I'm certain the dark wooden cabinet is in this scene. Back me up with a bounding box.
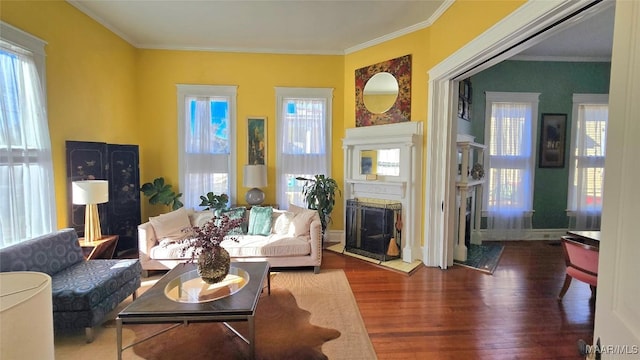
[66,141,141,256]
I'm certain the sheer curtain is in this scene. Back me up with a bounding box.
[275,88,332,209]
[180,96,231,209]
[568,95,608,230]
[484,93,538,240]
[0,41,56,247]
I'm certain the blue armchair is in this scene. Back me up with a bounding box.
[0,228,141,342]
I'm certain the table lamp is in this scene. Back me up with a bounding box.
[243,164,267,205]
[72,180,109,242]
[0,272,54,360]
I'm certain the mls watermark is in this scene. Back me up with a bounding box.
[585,344,639,355]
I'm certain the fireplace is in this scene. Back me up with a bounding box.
[342,121,422,263]
[345,199,402,261]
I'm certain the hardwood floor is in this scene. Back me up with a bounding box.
[321,241,594,360]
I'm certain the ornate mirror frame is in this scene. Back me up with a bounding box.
[355,54,411,127]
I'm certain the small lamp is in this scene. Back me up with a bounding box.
[72,180,109,242]
[243,164,267,205]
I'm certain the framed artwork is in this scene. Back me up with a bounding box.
[355,54,411,127]
[247,117,266,165]
[539,113,567,168]
[360,156,373,175]
[457,78,472,121]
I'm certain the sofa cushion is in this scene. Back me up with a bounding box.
[149,241,193,260]
[221,234,311,257]
[289,204,319,237]
[150,207,191,241]
[218,207,247,235]
[248,206,273,236]
[189,210,215,227]
[51,259,141,312]
[272,210,295,235]
[0,228,84,276]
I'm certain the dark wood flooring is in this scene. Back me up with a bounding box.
[321,240,594,360]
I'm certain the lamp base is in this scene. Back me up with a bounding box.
[245,188,265,206]
[84,204,102,242]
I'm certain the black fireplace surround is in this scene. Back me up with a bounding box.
[345,199,402,261]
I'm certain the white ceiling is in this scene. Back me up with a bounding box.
[67,0,450,55]
[67,0,614,59]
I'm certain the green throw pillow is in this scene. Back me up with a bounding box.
[218,207,247,235]
[248,206,273,236]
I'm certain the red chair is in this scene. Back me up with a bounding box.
[558,236,599,300]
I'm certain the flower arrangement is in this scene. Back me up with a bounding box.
[181,215,243,262]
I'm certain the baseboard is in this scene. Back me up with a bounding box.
[326,230,343,245]
[475,228,568,241]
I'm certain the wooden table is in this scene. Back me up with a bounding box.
[79,235,119,259]
[566,230,601,247]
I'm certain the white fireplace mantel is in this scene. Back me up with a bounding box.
[342,121,423,263]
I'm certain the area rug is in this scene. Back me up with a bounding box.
[326,243,423,275]
[453,243,505,274]
[54,269,377,360]
[130,288,339,359]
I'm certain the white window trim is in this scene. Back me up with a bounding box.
[0,21,47,98]
[483,91,540,211]
[567,93,609,212]
[176,84,238,205]
[274,87,333,205]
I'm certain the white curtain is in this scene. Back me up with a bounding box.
[0,42,56,247]
[181,96,231,210]
[484,100,535,240]
[568,99,608,230]
[276,94,330,209]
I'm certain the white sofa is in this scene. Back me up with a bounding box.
[138,205,322,275]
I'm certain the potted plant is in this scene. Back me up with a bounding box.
[296,174,341,239]
[140,177,183,210]
[181,215,243,284]
[199,192,229,214]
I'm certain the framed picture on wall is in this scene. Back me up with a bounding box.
[539,113,567,168]
[247,117,266,165]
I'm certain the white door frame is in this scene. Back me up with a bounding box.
[423,0,613,268]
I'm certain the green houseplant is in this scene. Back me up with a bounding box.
[296,174,341,237]
[140,177,183,211]
[199,192,229,213]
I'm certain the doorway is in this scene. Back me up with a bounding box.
[423,0,614,269]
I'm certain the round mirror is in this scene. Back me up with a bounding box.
[363,72,399,114]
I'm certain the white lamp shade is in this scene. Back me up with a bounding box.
[72,180,109,205]
[0,272,54,360]
[243,164,267,188]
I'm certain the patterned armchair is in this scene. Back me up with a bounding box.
[0,228,141,342]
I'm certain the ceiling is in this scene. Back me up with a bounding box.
[68,0,614,58]
[67,0,449,55]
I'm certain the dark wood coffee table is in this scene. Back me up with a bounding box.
[116,261,270,359]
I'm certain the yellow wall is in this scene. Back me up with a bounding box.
[1,0,138,228]
[135,50,344,223]
[2,0,525,239]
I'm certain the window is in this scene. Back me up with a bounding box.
[567,94,608,230]
[177,85,237,210]
[275,87,333,209]
[483,92,539,239]
[0,22,56,247]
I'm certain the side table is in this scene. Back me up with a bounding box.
[79,235,119,259]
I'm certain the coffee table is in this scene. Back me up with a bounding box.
[116,261,270,359]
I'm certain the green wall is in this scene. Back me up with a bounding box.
[470,60,611,229]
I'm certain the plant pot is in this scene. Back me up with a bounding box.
[197,247,231,284]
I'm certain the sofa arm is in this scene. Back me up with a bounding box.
[138,222,158,263]
[308,215,323,272]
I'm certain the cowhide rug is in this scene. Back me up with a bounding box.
[127,288,340,360]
